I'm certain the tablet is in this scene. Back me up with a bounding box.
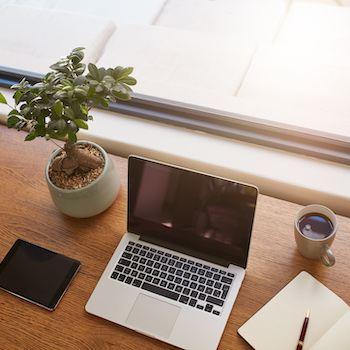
[0,239,81,310]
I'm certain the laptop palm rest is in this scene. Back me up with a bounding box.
[126,294,181,339]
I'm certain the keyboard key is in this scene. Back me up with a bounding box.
[122,252,132,259]
[205,304,213,313]
[118,258,131,267]
[206,279,214,287]
[205,287,213,295]
[118,274,126,282]
[206,295,224,307]
[199,293,206,301]
[222,289,229,300]
[213,289,221,297]
[115,265,124,272]
[190,290,198,298]
[175,262,183,269]
[183,288,190,295]
[189,298,197,307]
[175,285,183,293]
[221,276,233,285]
[132,279,142,287]
[141,282,179,301]
[179,295,189,304]
[198,285,205,292]
[183,264,190,271]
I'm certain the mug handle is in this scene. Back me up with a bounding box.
[319,244,335,267]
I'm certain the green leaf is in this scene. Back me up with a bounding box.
[75,118,88,129]
[8,109,20,116]
[88,63,99,81]
[14,91,23,105]
[73,75,85,86]
[80,105,89,115]
[112,90,131,101]
[56,119,67,134]
[64,107,75,120]
[74,86,88,96]
[101,100,109,108]
[68,131,77,143]
[112,66,124,79]
[68,120,78,133]
[121,67,134,77]
[71,51,84,65]
[7,115,20,125]
[54,100,63,117]
[98,67,106,80]
[103,75,115,84]
[73,47,85,52]
[119,76,137,86]
[25,133,37,141]
[0,92,7,104]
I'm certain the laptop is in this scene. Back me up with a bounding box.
[86,156,258,350]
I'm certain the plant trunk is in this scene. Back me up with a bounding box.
[51,140,104,176]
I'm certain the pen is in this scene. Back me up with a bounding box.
[296,310,311,350]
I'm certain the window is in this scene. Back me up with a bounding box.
[0,0,349,215]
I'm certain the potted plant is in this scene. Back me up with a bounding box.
[0,47,136,218]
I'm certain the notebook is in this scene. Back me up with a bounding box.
[238,271,350,350]
[86,156,258,350]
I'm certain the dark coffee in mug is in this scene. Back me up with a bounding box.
[298,213,334,239]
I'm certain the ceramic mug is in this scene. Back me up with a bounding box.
[294,204,337,267]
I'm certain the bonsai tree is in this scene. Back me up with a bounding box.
[0,47,136,176]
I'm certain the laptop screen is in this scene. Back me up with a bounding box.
[128,157,258,268]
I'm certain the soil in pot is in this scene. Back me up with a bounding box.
[49,142,105,190]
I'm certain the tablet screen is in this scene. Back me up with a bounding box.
[0,239,81,310]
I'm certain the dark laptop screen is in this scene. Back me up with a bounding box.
[128,157,258,268]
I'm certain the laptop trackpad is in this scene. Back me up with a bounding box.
[126,294,181,339]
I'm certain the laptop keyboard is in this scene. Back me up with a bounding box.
[110,241,235,316]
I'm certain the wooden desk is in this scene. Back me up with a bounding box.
[0,124,349,350]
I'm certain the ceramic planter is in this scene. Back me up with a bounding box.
[45,141,120,218]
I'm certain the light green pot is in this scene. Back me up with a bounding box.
[45,141,120,218]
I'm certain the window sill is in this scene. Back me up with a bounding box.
[79,108,350,218]
[1,88,349,217]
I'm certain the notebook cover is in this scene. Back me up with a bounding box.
[237,271,349,350]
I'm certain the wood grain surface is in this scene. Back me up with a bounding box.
[0,125,349,350]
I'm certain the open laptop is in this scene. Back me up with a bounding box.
[86,156,258,350]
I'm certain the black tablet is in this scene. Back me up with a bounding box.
[0,239,81,310]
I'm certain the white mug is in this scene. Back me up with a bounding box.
[294,205,337,267]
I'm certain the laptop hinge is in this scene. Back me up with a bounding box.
[139,234,232,268]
